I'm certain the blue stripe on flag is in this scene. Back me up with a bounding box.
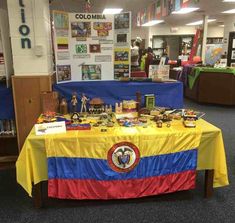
[48,149,197,180]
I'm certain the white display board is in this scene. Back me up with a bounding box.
[53,11,131,83]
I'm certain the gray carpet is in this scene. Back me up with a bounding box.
[0,99,235,223]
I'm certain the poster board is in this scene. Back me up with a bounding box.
[53,11,131,83]
[149,65,170,80]
[205,44,223,66]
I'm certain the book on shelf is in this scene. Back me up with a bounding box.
[0,119,16,136]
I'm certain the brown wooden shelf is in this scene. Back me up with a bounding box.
[0,135,17,139]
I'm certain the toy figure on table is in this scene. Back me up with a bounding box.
[71,93,78,113]
[81,93,89,113]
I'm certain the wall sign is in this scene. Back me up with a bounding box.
[19,0,31,49]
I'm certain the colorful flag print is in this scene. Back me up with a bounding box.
[46,127,201,199]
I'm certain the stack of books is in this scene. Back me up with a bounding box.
[0,119,16,136]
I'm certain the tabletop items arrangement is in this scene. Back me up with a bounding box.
[38,91,204,132]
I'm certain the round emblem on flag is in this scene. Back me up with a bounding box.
[107,142,140,173]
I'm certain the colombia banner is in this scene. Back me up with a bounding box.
[45,127,202,199]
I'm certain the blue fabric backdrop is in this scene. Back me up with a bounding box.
[53,81,183,111]
[0,84,14,119]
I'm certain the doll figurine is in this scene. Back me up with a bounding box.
[81,93,89,113]
[71,93,78,113]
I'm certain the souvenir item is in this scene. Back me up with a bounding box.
[89,98,105,114]
[71,93,78,113]
[156,120,163,128]
[122,100,137,112]
[59,98,68,115]
[41,91,59,113]
[145,94,155,110]
[115,102,123,114]
[81,93,89,113]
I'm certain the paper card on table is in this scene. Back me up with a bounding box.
[35,121,66,136]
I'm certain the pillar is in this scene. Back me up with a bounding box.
[201,15,208,64]
[7,0,53,75]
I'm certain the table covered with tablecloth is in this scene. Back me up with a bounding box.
[16,119,229,199]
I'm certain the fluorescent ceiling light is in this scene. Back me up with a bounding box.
[142,20,164,26]
[222,8,235,13]
[102,8,123,14]
[219,25,225,27]
[223,0,235,2]
[172,7,199,14]
[186,19,216,26]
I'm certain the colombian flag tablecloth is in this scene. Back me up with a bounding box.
[45,126,202,200]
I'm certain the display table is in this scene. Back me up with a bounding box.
[185,67,235,105]
[53,81,183,109]
[16,119,229,207]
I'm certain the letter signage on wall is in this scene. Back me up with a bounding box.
[19,0,31,49]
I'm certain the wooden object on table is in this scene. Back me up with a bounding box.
[12,74,55,151]
[41,91,59,113]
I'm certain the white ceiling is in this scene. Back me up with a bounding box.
[50,0,235,26]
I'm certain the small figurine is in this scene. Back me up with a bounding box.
[81,93,89,113]
[157,120,163,128]
[71,93,78,113]
[59,98,68,115]
[71,112,81,123]
[115,102,123,114]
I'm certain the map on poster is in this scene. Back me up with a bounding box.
[53,11,131,83]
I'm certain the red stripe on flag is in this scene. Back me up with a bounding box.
[48,170,196,200]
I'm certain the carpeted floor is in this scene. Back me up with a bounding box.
[0,99,235,223]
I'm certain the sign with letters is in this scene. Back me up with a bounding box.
[19,0,31,48]
[35,122,66,136]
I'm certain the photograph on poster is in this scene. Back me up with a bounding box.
[54,11,69,29]
[115,50,129,61]
[57,37,69,50]
[90,44,101,53]
[82,65,101,80]
[231,50,235,60]
[93,22,112,31]
[97,30,109,37]
[75,44,87,54]
[114,64,129,79]
[71,22,91,38]
[57,65,71,82]
[117,34,127,43]
[114,13,130,29]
